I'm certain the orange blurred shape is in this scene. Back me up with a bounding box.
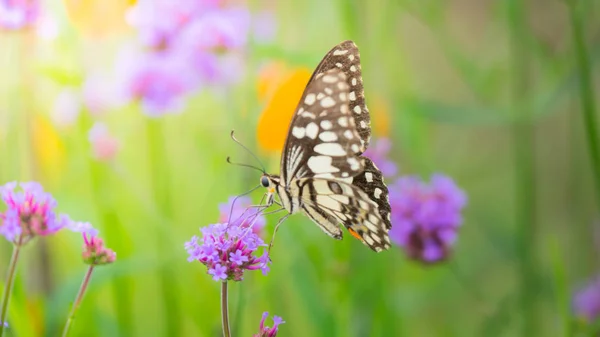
[63,0,134,38]
[370,95,391,137]
[32,115,65,182]
[256,66,312,152]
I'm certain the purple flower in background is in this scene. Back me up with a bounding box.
[573,276,600,322]
[125,52,195,116]
[185,221,270,282]
[363,138,397,177]
[388,174,467,263]
[0,0,39,30]
[88,122,120,161]
[0,181,71,244]
[218,196,265,235]
[253,312,285,337]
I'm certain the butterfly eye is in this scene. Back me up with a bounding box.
[260,176,270,188]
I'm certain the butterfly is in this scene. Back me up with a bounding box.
[260,40,392,252]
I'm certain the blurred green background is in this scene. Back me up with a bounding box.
[1,0,599,336]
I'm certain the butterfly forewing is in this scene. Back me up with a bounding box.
[309,40,371,154]
[281,68,365,185]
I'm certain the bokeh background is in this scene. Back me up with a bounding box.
[1,0,599,336]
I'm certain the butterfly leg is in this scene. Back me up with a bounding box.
[268,213,291,253]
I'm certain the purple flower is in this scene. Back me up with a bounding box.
[0,0,39,30]
[254,312,285,337]
[573,275,600,322]
[185,220,271,282]
[208,263,228,281]
[0,181,71,244]
[218,196,265,235]
[388,174,467,263]
[363,138,397,177]
[67,221,99,237]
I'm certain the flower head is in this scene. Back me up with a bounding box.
[388,174,467,263]
[253,312,285,337]
[0,181,71,244]
[185,219,270,282]
[0,0,39,30]
[82,233,116,265]
[218,196,265,235]
[363,138,397,177]
[573,275,600,322]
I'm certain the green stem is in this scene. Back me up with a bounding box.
[221,281,231,337]
[568,0,600,208]
[507,1,536,335]
[0,239,23,337]
[61,266,95,337]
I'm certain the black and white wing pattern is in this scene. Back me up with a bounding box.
[274,40,392,252]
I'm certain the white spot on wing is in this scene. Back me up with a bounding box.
[322,75,338,83]
[304,94,316,105]
[365,172,373,182]
[349,91,356,101]
[314,143,347,156]
[343,130,353,139]
[347,157,360,170]
[319,131,338,142]
[308,156,340,174]
[333,49,348,56]
[338,117,348,127]
[351,78,357,86]
[306,122,319,139]
[353,106,361,114]
[350,65,357,72]
[292,127,305,139]
[374,188,382,199]
[320,120,332,130]
[320,97,336,108]
[360,120,367,128]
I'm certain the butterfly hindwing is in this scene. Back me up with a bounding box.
[350,158,392,231]
[281,68,365,185]
[309,40,371,154]
[298,177,391,252]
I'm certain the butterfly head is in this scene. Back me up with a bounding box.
[260,174,280,205]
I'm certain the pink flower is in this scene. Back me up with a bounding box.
[82,233,116,265]
[0,0,39,31]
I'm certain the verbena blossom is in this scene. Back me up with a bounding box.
[363,138,397,177]
[0,0,39,30]
[388,174,467,263]
[185,221,270,282]
[88,122,120,161]
[253,312,285,337]
[573,276,600,322]
[82,233,116,265]
[218,196,265,235]
[0,182,70,244]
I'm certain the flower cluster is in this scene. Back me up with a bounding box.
[218,196,265,235]
[0,0,39,30]
[573,275,600,322]
[0,182,70,244]
[363,137,397,177]
[82,232,116,265]
[122,0,252,116]
[253,312,285,337]
[388,174,467,263]
[185,221,270,282]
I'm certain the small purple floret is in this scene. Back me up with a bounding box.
[573,275,600,322]
[254,312,285,337]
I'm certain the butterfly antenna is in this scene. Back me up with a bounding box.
[230,130,266,173]
[226,157,264,173]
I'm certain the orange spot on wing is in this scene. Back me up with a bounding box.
[256,67,312,152]
[348,228,364,242]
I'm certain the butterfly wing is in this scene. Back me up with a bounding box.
[309,40,371,154]
[297,178,391,252]
[280,68,365,185]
